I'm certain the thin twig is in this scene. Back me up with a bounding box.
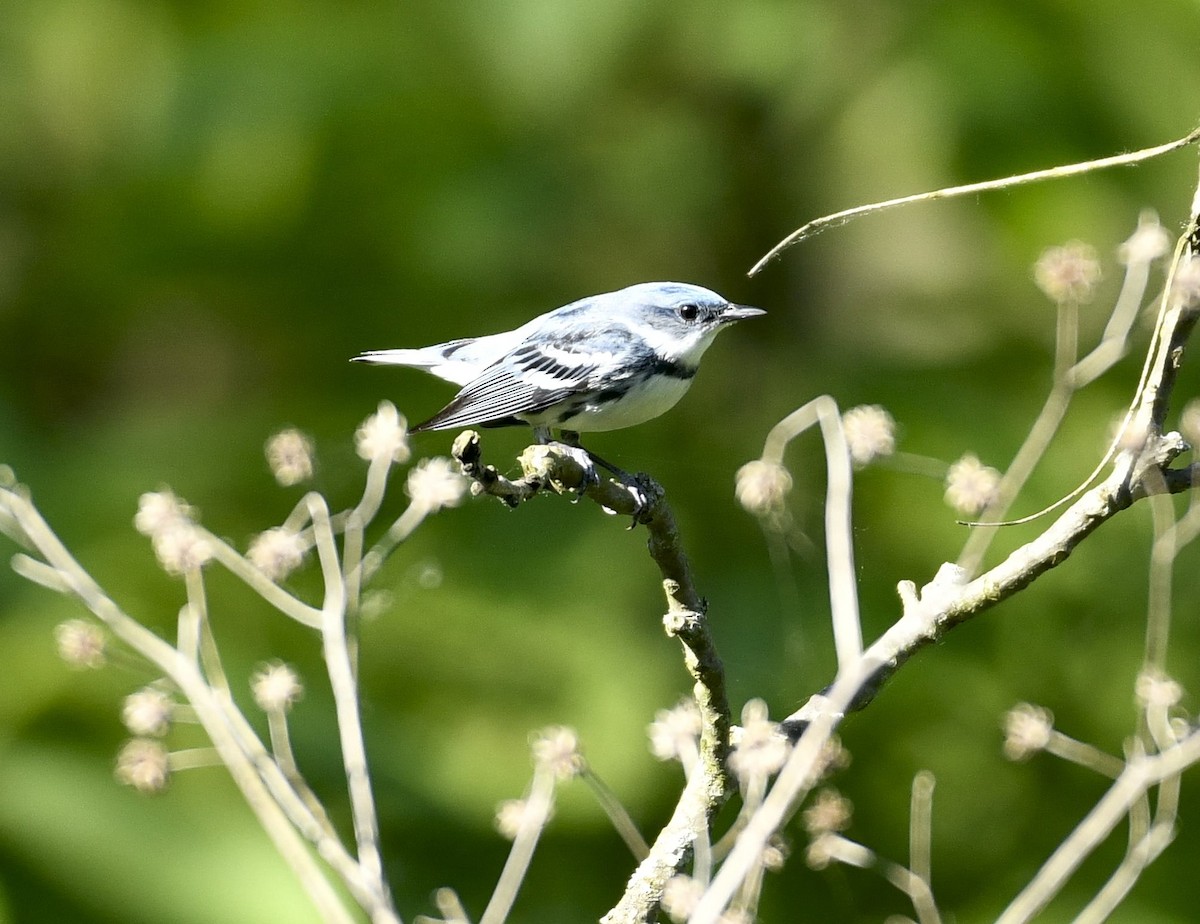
[479,766,556,924]
[957,298,1080,575]
[309,494,390,908]
[748,126,1200,275]
[760,396,863,673]
[358,502,429,586]
[1070,211,1165,387]
[167,747,224,770]
[185,568,230,696]
[203,531,323,629]
[903,772,942,924]
[909,771,934,889]
[1144,482,1178,676]
[267,706,341,843]
[10,552,71,591]
[433,888,473,924]
[1044,732,1127,779]
[342,509,366,614]
[177,599,201,665]
[996,734,1200,924]
[1073,822,1176,924]
[581,767,650,860]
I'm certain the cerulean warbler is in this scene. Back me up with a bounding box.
[352,281,764,443]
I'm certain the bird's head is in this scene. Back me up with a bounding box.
[617,282,765,365]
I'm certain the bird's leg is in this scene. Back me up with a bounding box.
[558,430,634,481]
[557,430,655,526]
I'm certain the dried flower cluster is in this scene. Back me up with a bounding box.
[1118,211,1171,266]
[842,404,896,467]
[115,738,170,793]
[134,490,212,575]
[494,798,546,840]
[54,619,106,669]
[1172,254,1200,314]
[734,460,793,518]
[251,661,305,713]
[1034,240,1102,304]
[1135,672,1184,710]
[1003,703,1054,761]
[532,726,584,780]
[122,686,174,737]
[265,428,315,487]
[944,453,1001,517]
[406,457,469,512]
[648,699,702,764]
[247,527,307,581]
[355,401,411,464]
[729,699,790,786]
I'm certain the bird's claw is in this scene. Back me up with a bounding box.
[624,472,660,527]
[572,456,601,502]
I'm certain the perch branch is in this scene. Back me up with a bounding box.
[451,432,732,924]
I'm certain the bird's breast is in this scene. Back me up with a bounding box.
[525,372,695,433]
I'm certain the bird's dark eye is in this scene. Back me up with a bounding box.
[678,303,700,322]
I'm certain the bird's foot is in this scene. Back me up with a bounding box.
[582,450,659,526]
[619,471,661,528]
[539,440,658,524]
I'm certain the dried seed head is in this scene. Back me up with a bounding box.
[729,699,790,785]
[944,453,1001,517]
[251,661,304,713]
[115,739,170,793]
[355,401,411,464]
[802,788,853,836]
[265,428,315,486]
[1003,703,1054,761]
[1034,241,1102,305]
[122,686,174,737]
[647,699,702,763]
[735,459,793,518]
[532,726,584,780]
[247,527,307,581]
[1118,211,1171,266]
[842,404,896,467]
[406,457,469,512]
[55,619,106,670]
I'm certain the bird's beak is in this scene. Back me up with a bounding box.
[719,303,767,323]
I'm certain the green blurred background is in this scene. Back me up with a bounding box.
[2,1,1200,921]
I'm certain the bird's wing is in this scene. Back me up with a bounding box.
[413,340,602,431]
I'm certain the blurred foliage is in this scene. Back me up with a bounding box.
[2,0,1200,921]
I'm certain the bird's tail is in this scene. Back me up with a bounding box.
[352,331,523,386]
[352,347,444,367]
[351,340,483,386]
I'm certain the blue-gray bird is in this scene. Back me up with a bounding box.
[352,281,764,443]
